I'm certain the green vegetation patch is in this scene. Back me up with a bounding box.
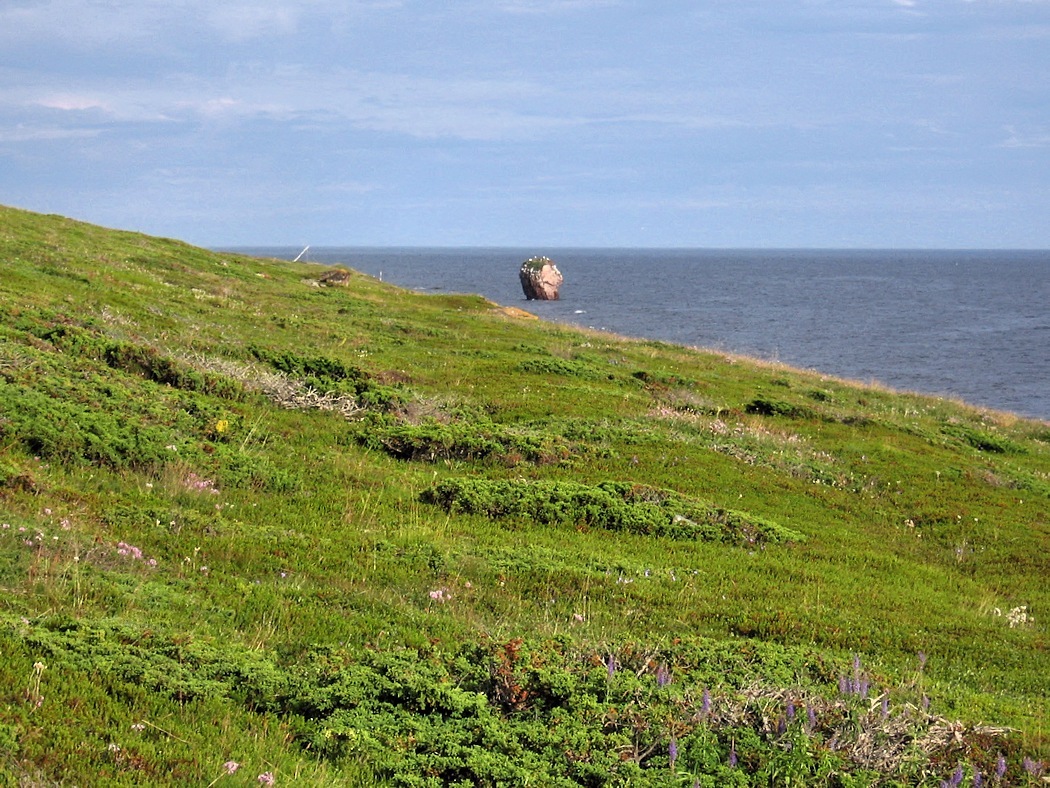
[517,356,619,382]
[35,323,246,401]
[421,478,805,545]
[0,381,178,472]
[943,423,1027,455]
[351,413,590,465]
[249,345,402,410]
[744,397,815,420]
[5,616,1030,787]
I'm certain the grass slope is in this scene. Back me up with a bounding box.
[1,205,1048,786]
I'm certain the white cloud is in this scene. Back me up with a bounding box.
[34,94,112,112]
[0,124,101,143]
[998,125,1050,148]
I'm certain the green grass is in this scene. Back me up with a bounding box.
[1,204,1048,786]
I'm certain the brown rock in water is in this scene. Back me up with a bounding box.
[519,256,563,300]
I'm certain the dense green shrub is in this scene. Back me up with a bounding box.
[421,478,805,544]
[744,397,814,420]
[101,341,245,400]
[31,323,245,399]
[7,617,1023,787]
[517,357,609,381]
[943,424,1025,454]
[250,345,402,409]
[351,414,576,465]
[0,382,176,471]
[249,346,367,386]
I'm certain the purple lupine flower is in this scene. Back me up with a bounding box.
[881,694,889,719]
[656,663,671,687]
[701,688,711,717]
[786,700,796,721]
[1023,757,1044,776]
[838,675,849,695]
[858,678,870,699]
[606,653,616,680]
[668,738,678,768]
[728,743,738,768]
[973,770,983,788]
[949,764,964,787]
[918,651,927,670]
[995,753,1007,779]
[806,704,817,733]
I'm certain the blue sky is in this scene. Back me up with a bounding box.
[2,1,1049,247]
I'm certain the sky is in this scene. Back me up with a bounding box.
[2,1,1049,248]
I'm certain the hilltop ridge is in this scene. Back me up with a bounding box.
[1,205,1048,786]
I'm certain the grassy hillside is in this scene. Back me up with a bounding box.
[1,204,1047,786]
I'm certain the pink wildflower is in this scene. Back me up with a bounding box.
[117,541,143,560]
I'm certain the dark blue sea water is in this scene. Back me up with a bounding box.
[232,248,1050,421]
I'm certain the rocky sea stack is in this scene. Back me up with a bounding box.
[518,256,563,300]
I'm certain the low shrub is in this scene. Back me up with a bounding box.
[0,382,176,472]
[7,617,1026,787]
[352,414,577,465]
[943,424,1025,455]
[249,345,402,410]
[517,357,609,381]
[420,478,805,545]
[40,325,245,400]
[744,398,814,420]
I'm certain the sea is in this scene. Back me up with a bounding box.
[231,248,1050,422]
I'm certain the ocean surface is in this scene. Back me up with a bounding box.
[232,248,1050,421]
